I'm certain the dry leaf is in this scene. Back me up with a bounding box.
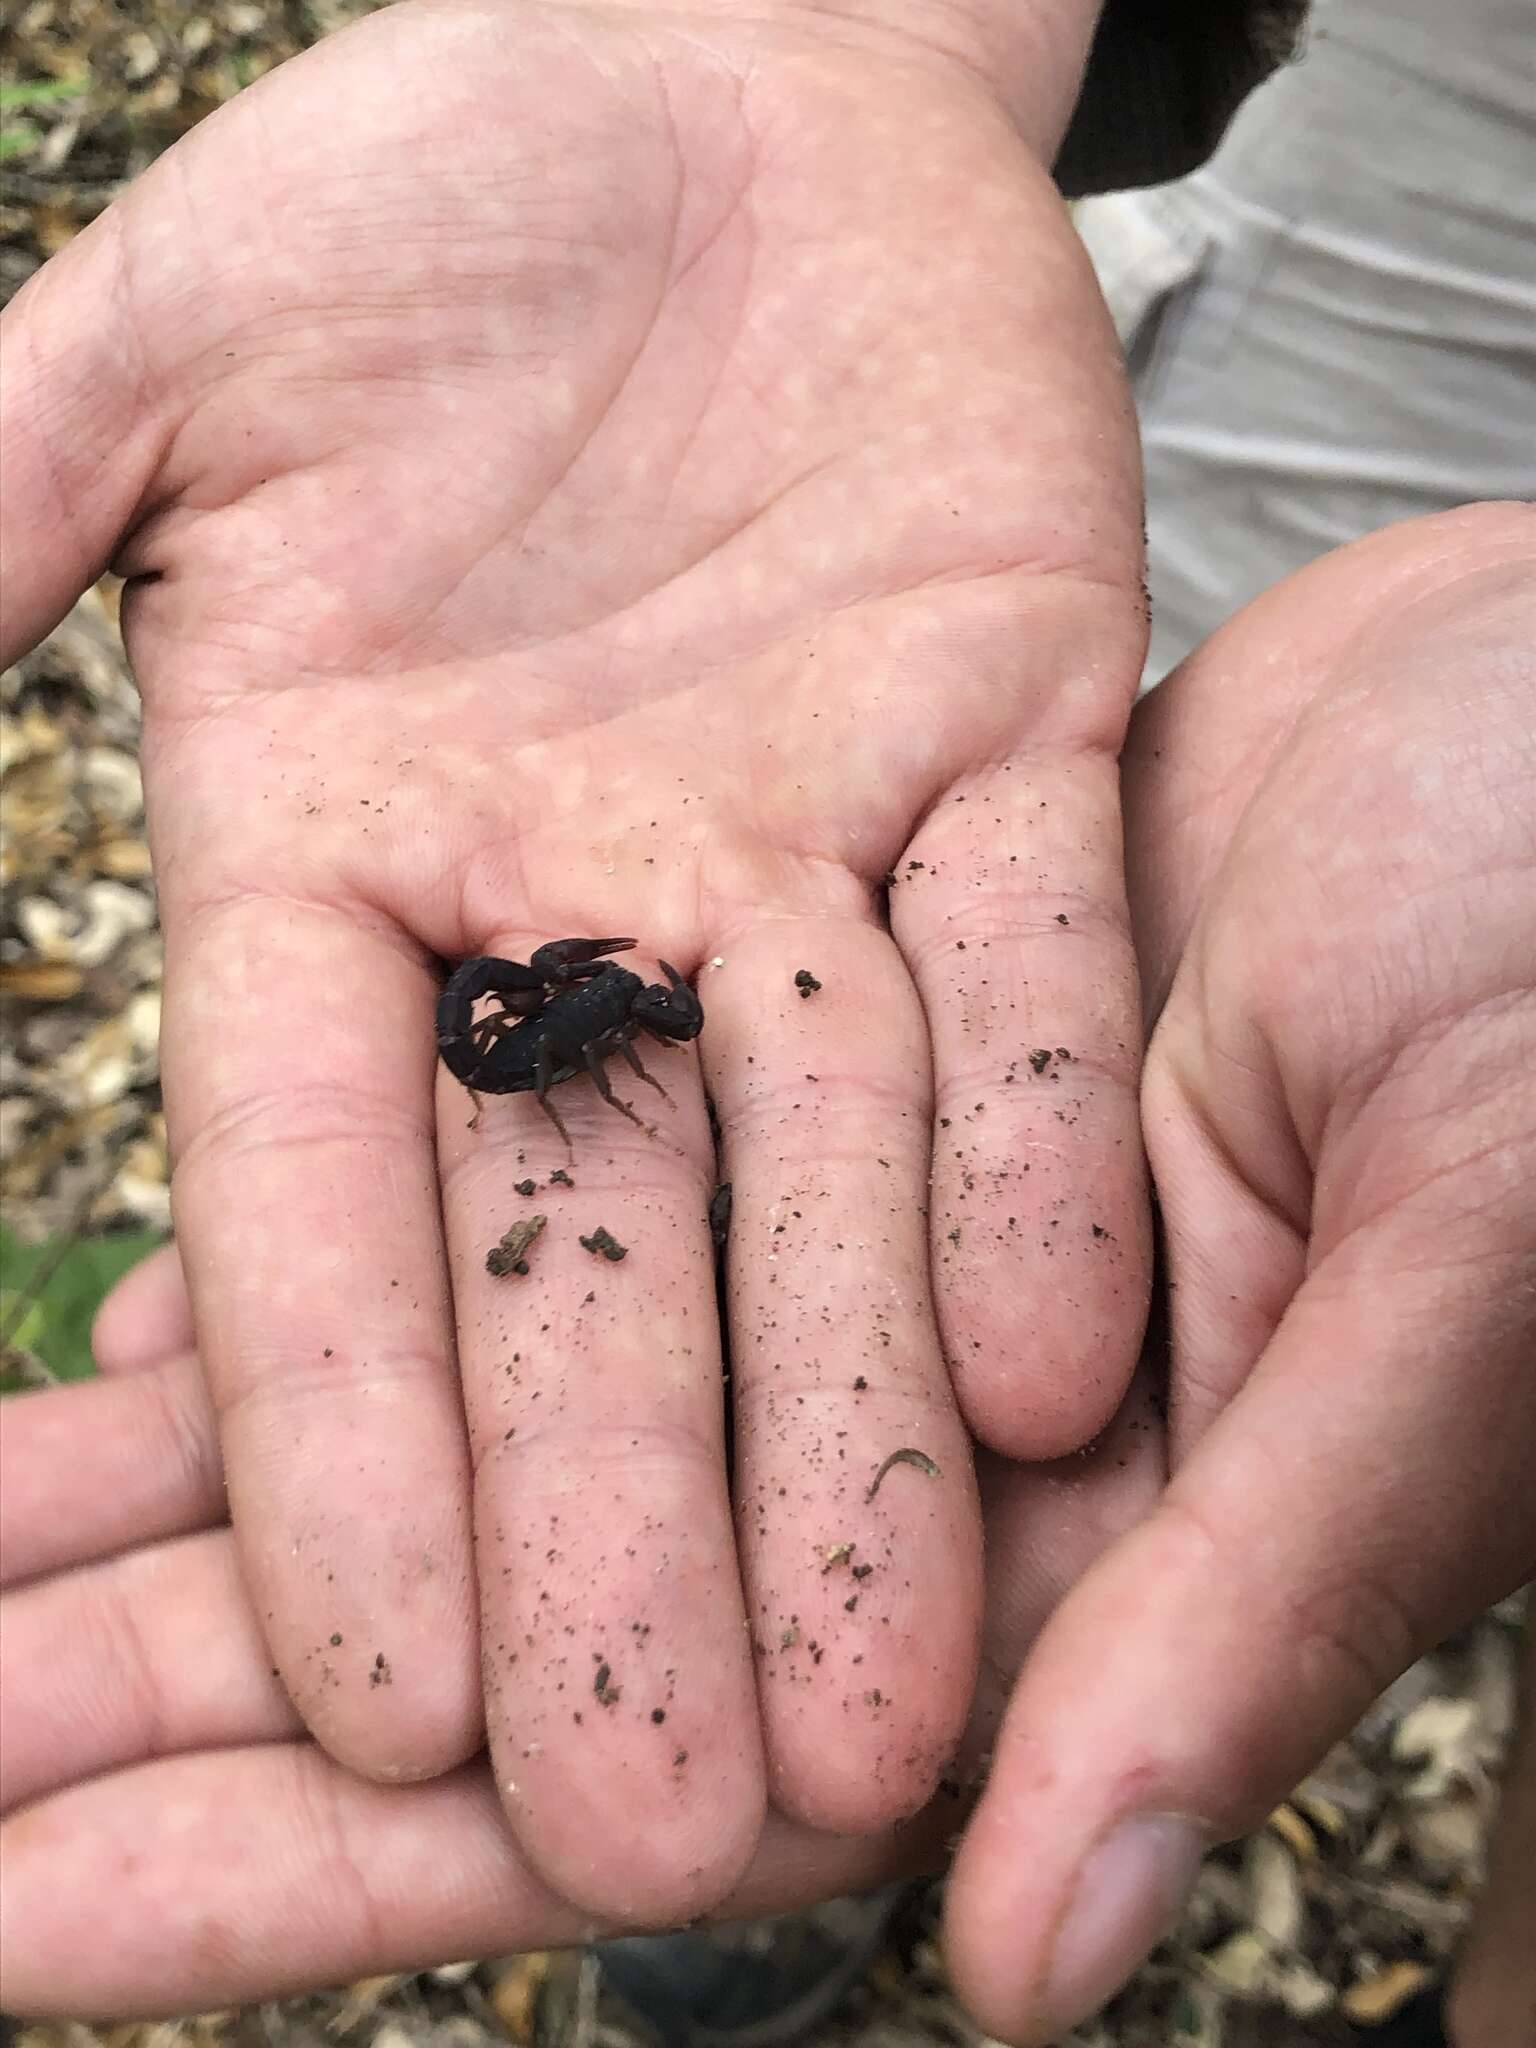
[0,960,86,1001]
[1404,1790,1486,1873]
[1265,1801,1318,1860]
[1292,1786,1349,1841]
[1393,1696,1485,1801]
[489,1953,550,2042]
[1245,1831,1304,1950]
[325,1977,406,2034]
[1340,1959,1436,2024]
[1201,1931,1271,1996]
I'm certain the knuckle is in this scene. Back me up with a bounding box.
[178,1076,432,1175]
[82,1554,169,1762]
[473,1415,718,1491]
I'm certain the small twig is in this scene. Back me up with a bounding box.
[865,1447,940,1502]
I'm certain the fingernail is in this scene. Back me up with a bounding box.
[1037,1814,1206,2034]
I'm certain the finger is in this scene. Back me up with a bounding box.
[0,1399,1159,2021]
[0,224,171,662]
[946,504,1536,2041]
[162,893,480,1779]
[0,1529,298,1814]
[947,1222,1536,2044]
[898,747,1149,1457]
[705,915,983,1836]
[0,1743,938,2021]
[436,934,763,1926]
[0,1372,1159,1818]
[0,1354,221,1588]
[91,1240,195,1375]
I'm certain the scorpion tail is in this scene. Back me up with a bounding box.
[436,955,546,1069]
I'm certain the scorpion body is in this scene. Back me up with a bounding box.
[436,937,703,1146]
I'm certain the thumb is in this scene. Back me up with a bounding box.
[0,218,171,663]
[945,1168,1536,2042]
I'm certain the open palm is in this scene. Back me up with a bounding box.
[1,0,1149,1924]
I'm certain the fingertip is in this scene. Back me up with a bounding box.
[0,1355,223,1586]
[767,1724,954,1839]
[91,1240,190,1376]
[275,1626,486,1786]
[946,1807,1208,2047]
[756,1517,983,1840]
[955,1314,1144,1462]
[501,1750,766,1929]
[940,1213,1151,1461]
[339,1715,487,1786]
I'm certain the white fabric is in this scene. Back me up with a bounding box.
[1075,0,1536,680]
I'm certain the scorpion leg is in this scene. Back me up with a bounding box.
[467,1008,524,1055]
[444,1010,530,1106]
[582,1043,657,1138]
[529,937,637,985]
[533,1037,574,1151]
[618,1033,674,1106]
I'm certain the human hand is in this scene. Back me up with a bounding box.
[13,508,1527,2023]
[948,503,1536,2040]
[0,0,1151,1927]
[0,1254,1161,2014]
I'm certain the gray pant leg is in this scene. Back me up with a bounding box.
[1076,0,1536,680]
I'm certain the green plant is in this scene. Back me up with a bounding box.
[0,77,89,112]
[0,75,87,160]
[0,1221,164,1389]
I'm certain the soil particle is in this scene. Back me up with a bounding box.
[593,1662,621,1707]
[793,968,822,998]
[579,1225,628,1262]
[486,1214,547,1276]
[514,1178,536,1197]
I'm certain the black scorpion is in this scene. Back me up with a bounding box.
[436,937,703,1147]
